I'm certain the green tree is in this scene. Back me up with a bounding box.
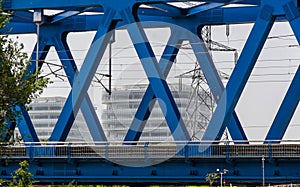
[206,172,219,187]
[11,160,34,187]
[0,161,35,187]
[0,4,49,140]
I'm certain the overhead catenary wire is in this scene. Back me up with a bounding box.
[21,29,299,91]
[19,40,300,67]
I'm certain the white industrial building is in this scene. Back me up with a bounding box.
[22,82,213,142]
[27,97,91,142]
[101,84,213,141]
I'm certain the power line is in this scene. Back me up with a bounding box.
[215,34,296,43]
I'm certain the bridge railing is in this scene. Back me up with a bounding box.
[1,140,300,160]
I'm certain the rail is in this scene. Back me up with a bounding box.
[1,141,300,160]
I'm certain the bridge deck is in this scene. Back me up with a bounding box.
[2,142,300,159]
[2,142,300,184]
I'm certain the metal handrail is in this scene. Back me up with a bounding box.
[2,140,300,159]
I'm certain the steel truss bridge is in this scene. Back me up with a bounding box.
[1,0,300,185]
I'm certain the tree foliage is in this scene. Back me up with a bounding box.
[206,172,219,186]
[0,5,49,135]
[11,160,34,187]
[0,161,34,187]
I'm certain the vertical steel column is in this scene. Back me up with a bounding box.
[121,9,190,141]
[50,10,117,141]
[201,5,275,141]
[52,34,107,141]
[124,29,183,142]
[189,34,248,142]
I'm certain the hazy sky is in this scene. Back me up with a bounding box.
[212,22,299,140]
[13,20,300,141]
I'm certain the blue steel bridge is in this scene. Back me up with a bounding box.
[0,0,300,185]
[2,141,300,184]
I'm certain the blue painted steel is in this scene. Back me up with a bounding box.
[124,29,183,141]
[201,5,275,141]
[16,106,40,142]
[265,66,300,142]
[1,2,296,144]
[0,0,300,185]
[12,10,33,21]
[2,0,260,11]
[2,108,39,142]
[16,40,51,142]
[50,11,117,141]
[186,0,241,16]
[189,35,248,141]
[5,6,272,35]
[2,143,300,184]
[5,22,36,33]
[1,121,15,142]
[3,0,102,10]
[229,112,248,141]
[4,5,270,142]
[123,10,190,141]
[150,3,183,17]
[6,21,107,141]
[51,8,96,23]
[0,39,44,142]
[10,42,49,142]
[187,2,226,16]
[51,34,107,141]
[284,0,300,42]
[51,11,83,23]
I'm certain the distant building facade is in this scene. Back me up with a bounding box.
[22,85,213,142]
[101,84,213,141]
[27,97,91,141]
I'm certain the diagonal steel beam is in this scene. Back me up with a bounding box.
[5,6,271,35]
[284,1,300,43]
[201,5,275,141]
[51,7,96,23]
[50,9,117,141]
[265,66,300,143]
[1,121,15,142]
[124,29,184,142]
[189,35,248,142]
[264,2,300,143]
[124,26,247,142]
[121,9,190,141]
[1,108,37,142]
[51,34,107,141]
[16,106,40,142]
[1,40,50,142]
[13,42,50,142]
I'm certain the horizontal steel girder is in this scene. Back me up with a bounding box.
[3,0,260,11]
[6,5,289,36]
[3,142,300,184]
